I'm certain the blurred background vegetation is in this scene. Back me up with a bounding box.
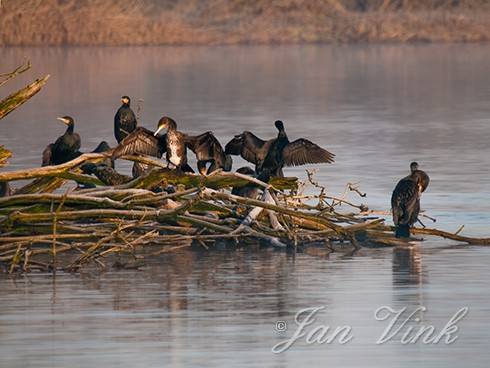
[1,0,489,45]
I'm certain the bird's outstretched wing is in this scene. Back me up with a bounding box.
[282,139,335,166]
[42,144,54,166]
[225,131,267,165]
[185,132,224,161]
[91,141,111,153]
[112,127,166,160]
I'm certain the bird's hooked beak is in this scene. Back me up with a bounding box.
[57,117,70,125]
[154,125,165,136]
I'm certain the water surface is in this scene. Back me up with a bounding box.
[1,45,490,367]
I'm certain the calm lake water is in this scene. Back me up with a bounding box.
[1,45,490,367]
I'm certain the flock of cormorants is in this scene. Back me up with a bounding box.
[38,95,429,238]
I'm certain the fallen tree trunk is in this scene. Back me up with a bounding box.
[0,75,50,120]
[1,156,489,273]
[0,146,11,167]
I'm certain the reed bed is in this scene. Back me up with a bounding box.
[1,0,490,46]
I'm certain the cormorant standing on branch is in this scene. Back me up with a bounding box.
[81,163,132,186]
[391,162,430,238]
[114,96,138,143]
[113,116,231,175]
[80,140,113,177]
[90,140,113,168]
[225,120,335,180]
[231,166,260,199]
[42,116,81,166]
[0,181,11,197]
[152,117,231,174]
[152,116,194,173]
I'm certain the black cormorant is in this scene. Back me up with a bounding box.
[81,163,133,186]
[112,121,169,177]
[0,181,11,197]
[225,120,335,178]
[231,166,260,199]
[114,96,138,143]
[80,140,114,177]
[391,162,430,238]
[89,140,113,168]
[113,116,230,175]
[42,116,82,166]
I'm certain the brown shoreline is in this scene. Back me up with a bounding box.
[1,1,490,46]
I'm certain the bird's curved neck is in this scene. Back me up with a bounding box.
[66,124,74,134]
[277,129,288,140]
[167,122,177,131]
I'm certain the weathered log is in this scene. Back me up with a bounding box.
[121,167,298,191]
[411,227,490,245]
[8,203,190,224]
[202,188,346,235]
[0,153,105,181]
[0,155,297,191]
[0,75,50,120]
[0,146,12,167]
[14,177,66,194]
[0,60,31,88]
[0,193,126,209]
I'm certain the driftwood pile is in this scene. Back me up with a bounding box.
[1,60,490,274]
[0,152,490,274]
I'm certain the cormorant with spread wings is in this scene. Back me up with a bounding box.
[112,116,231,175]
[225,120,335,178]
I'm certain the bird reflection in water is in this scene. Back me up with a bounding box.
[392,245,423,287]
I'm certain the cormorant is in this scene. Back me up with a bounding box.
[225,120,335,179]
[80,140,114,177]
[113,116,230,175]
[114,96,138,143]
[231,166,260,199]
[92,141,111,154]
[0,181,11,197]
[111,121,169,177]
[81,163,133,186]
[42,116,81,166]
[391,162,430,238]
[89,140,113,168]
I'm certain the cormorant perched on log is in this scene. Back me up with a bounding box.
[89,140,113,168]
[231,166,260,199]
[112,121,169,177]
[0,181,11,197]
[80,140,113,177]
[225,120,335,179]
[81,163,133,186]
[391,162,430,238]
[42,116,81,166]
[113,116,231,175]
[114,96,138,143]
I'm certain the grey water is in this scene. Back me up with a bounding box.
[1,45,490,367]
